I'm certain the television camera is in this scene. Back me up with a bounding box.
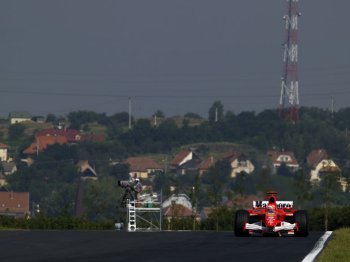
[118,180,134,188]
[118,178,142,207]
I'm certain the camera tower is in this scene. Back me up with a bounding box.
[279,0,301,122]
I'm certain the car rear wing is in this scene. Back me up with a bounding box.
[253,201,293,208]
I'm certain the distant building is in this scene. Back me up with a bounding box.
[0,173,6,186]
[311,159,341,183]
[162,194,195,220]
[307,149,329,169]
[35,128,105,143]
[124,156,163,179]
[1,161,17,176]
[267,150,299,173]
[197,156,216,175]
[23,135,68,155]
[339,178,348,193]
[169,149,201,175]
[0,192,30,218]
[31,116,46,123]
[9,112,32,124]
[0,162,11,185]
[77,160,98,181]
[222,151,255,178]
[0,143,8,161]
[307,149,342,184]
[36,128,82,143]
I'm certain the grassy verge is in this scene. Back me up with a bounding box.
[317,228,350,262]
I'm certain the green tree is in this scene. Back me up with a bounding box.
[109,163,130,180]
[319,165,341,231]
[83,177,121,222]
[256,167,272,194]
[46,113,57,123]
[41,183,76,217]
[8,123,25,141]
[154,110,165,118]
[153,171,170,193]
[277,162,292,177]
[233,172,248,196]
[294,169,312,209]
[205,160,230,231]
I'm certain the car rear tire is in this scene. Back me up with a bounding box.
[234,210,249,237]
[294,210,308,237]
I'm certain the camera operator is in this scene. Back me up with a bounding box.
[118,178,143,207]
[133,178,142,206]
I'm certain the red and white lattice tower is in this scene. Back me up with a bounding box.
[279,0,301,122]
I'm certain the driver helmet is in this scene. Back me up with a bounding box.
[267,203,276,211]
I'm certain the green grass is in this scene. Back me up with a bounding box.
[0,227,19,230]
[22,121,54,136]
[317,228,350,262]
[84,122,107,135]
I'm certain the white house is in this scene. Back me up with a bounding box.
[0,143,8,161]
[223,152,255,178]
[162,194,194,220]
[9,112,32,124]
[310,159,341,183]
[267,150,299,173]
[307,149,341,181]
[162,194,193,210]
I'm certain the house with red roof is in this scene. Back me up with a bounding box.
[267,150,299,173]
[0,143,8,161]
[23,135,68,155]
[36,128,82,143]
[23,127,105,156]
[198,151,255,178]
[36,128,105,143]
[169,149,202,175]
[0,192,30,218]
[307,149,329,168]
[125,156,163,179]
[197,156,216,175]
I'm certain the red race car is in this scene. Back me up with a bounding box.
[234,192,308,237]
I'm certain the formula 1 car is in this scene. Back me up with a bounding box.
[234,192,308,237]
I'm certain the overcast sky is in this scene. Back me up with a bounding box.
[1,0,349,118]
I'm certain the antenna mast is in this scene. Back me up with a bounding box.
[279,0,301,122]
[128,97,132,129]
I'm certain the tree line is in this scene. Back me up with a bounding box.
[2,102,350,227]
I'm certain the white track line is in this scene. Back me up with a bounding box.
[302,231,333,262]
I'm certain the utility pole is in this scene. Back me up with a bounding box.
[215,107,218,122]
[279,0,301,122]
[154,114,157,126]
[331,96,335,117]
[128,97,132,129]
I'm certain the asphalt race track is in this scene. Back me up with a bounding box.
[0,231,324,262]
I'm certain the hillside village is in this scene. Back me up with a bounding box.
[0,107,349,222]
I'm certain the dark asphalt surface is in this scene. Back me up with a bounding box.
[0,231,323,262]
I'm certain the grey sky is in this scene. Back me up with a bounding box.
[1,0,349,118]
